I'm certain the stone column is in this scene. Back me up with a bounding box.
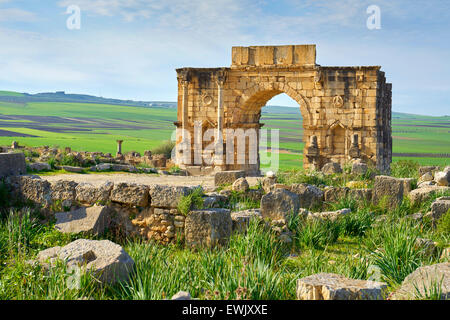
[214,71,227,168]
[116,140,123,156]
[181,80,189,141]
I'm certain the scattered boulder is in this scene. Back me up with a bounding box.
[171,291,191,300]
[51,180,78,202]
[61,166,84,173]
[307,208,351,222]
[261,176,277,193]
[417,181,435,188]
[111,164,137,172]
[6,175,52,206]
[348,188,372,202]
[296,273,387,300]
[324,187,349,203]
[435,169,450,187]
[75,181,113,204]
[29,162,51,172]
[231,209,262,233]
[321,162,342,175]
[110,183,149,206]
[427,196,450,223]
[185,208,232,247]
[351,162,368,175]
[148,185,192,208]
[409,186,450,206]
[90,163,112,172]
[415,238,438,257]
[214,170,245,186]
[55,206,111,236]
[390,263,450,300]
[232,177,250,193]
[202,193,227,208]
[37,239,134,285]
[0,152,26,178]
[260,188,300,221]
[289,183,324,209]
[419,172,434,183]
[419,166,440,177]
[373,175,409,208]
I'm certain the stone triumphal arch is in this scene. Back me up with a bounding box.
[174,45,392,175]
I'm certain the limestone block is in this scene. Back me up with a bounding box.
[51,180,78,201]
[352,162,368,175]
[260,188,300,221]
[214,170,245,186]
[232,177,249,192]
[185,208,232,247]
[373,175,407,208]
[61,166,83,173]
[293,44,316,66]
[0,152,26,178]
[110,183,149,206]
[322,162,343,175]
[37,239,134,285]
[55,206,111,236]
[324,187,349,203]
[390,263,450,300]
[296,273,387,300]
[419,166,440,177]
[289,183,324,209]
[429,196,450,222]
[307,208,351,222]
[6,175,52,206]
[148,185,192,208]
[231,209,261,233]
[29,162,51,172]
[409,186,450,206]
[435,170,450,187]
[75,181,113,204]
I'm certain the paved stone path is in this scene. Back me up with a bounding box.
[38,173,261,188]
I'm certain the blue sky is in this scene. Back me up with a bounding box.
[0,0,449,116]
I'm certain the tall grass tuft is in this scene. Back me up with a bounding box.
[368,221,423,285]
[294,219,341,250]
[151,140,176,159]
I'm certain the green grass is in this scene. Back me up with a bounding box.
[0,91,24,97]
[1,100,448,170]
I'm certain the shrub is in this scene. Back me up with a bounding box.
[227,191,260,212]
[391,160,419,179]
[177,187,204,215]
[151,140,175,159]
[369,221,423,285]
[339,209,374,237]
[60,154,83,167]
[294,219,341,250]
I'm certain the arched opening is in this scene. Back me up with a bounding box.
[259,93,304,171]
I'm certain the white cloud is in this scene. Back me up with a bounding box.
[0,0,449,115]
[0,7,37,22]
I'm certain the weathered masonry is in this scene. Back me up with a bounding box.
[174,45,392,174]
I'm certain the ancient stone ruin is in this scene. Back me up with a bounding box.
[174,45,392,174]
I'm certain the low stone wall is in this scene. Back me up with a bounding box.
[0,153,27,178]
[5,175,198,244]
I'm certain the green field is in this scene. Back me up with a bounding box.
[0,99,448,168]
